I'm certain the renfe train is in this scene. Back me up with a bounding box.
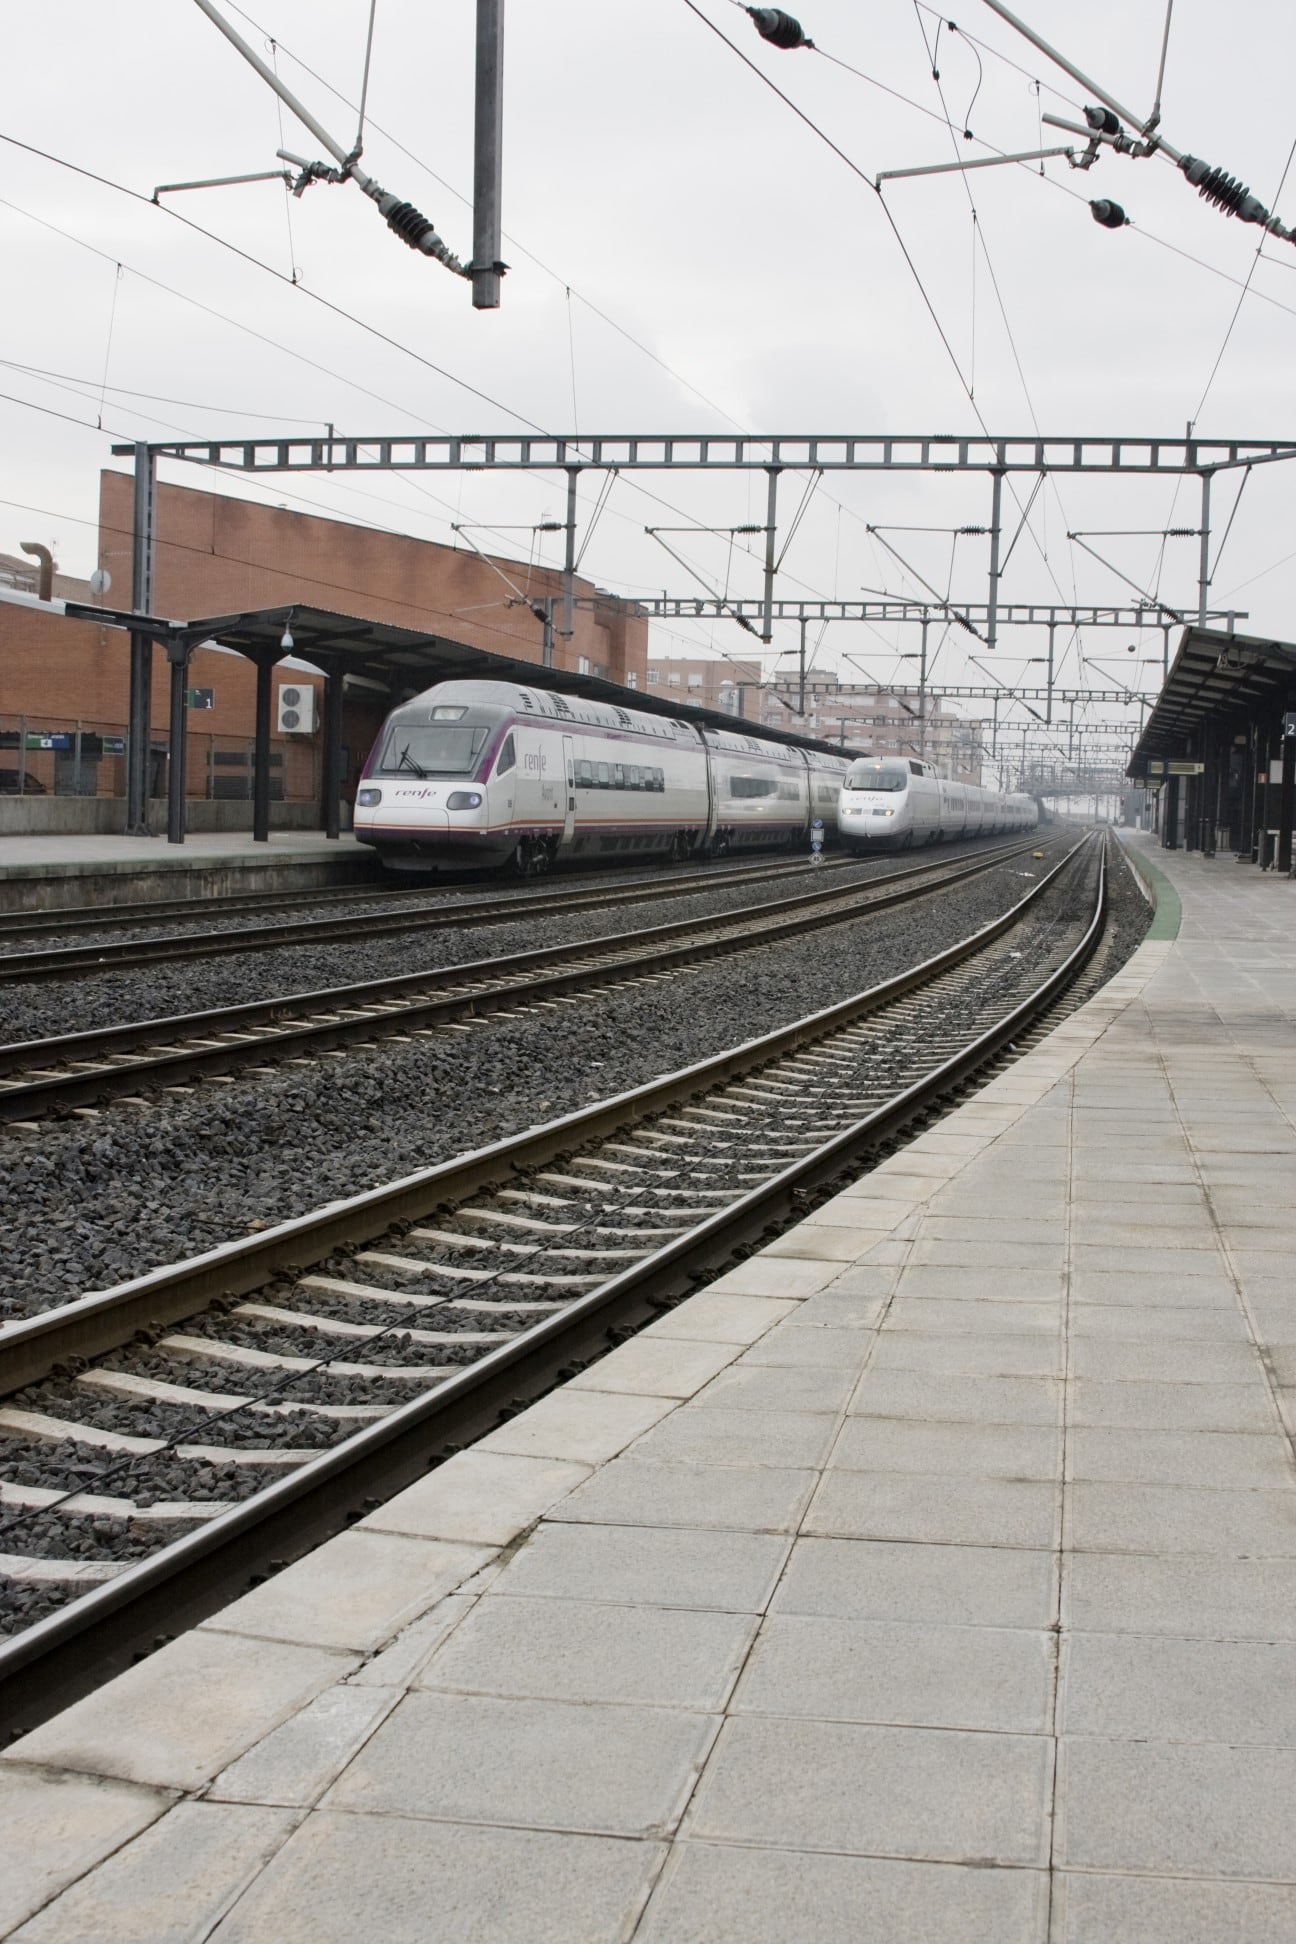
[354,678,850,873]
[838,756,1038,850]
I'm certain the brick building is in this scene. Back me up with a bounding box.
[0,474,648,829]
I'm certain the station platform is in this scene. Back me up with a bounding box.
[0,829,375,912]
[4,835,1296,1940]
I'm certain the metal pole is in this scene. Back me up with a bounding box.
[1197,473,1211,626]
[324,664,344,841]
[541,600,554,669]
[798,617,807,716]
[1162,624,1172,679]
[1045,621,1055,724]
[253,652,273,843]
[986,469,1005,651]
[471,0,505,309]
[919,617,929,759]
[126,441,156,835]
[560,466,578,639]
[165,639,190,846]
[760,468,780,644]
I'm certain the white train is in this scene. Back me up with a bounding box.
[838,756,1038,850]
[354,678,850,873]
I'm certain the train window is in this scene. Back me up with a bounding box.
[612,764,625,789]
[730,775,777,799]
[576,758,594,787]
[778,781,800,801]
[596,761,611,788]
[494,734,516,777]
[844,761,908,793]
[626,764,641,788]
[377,724,489,776]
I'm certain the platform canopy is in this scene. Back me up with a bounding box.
[1126,626,1296,866]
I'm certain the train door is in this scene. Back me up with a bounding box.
[562,735,576,844]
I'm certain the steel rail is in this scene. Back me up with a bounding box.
[0,836,1102,1733]
[0,840,1047,1121]
[0,851,864,981]
[0,835,1103,1733]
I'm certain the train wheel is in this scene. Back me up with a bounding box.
[670,832,692,865]
[511,837,550,877]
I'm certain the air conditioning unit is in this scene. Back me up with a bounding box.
[276,683,316,734]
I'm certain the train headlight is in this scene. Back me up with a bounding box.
[357,787,382,807]
[447,790,484,810]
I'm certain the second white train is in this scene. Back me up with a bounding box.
[838,756,1038,850]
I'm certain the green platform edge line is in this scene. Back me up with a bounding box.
[1118,838,1182,941]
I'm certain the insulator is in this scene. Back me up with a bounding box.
[747,7,813,50]
[384,199,440,250]
[1179,156,1269,225]
[1084,105,1121,136]
[1090,198,1128,230]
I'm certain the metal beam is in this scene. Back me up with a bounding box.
[125,441,156,836]
[113,435,1296,476]
[622,598,1243,628]
[471,0,505,310]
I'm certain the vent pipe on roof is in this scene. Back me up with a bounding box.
[19,543,53,601]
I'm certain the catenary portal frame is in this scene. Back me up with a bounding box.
[113,431,1293,837]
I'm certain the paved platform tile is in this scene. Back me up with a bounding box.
[1057,1737,1296,1879]
[1069,1304,1252,1342]
[1071,1339,1260,1383]
[323,1689,716,1838]
[568,1334,741,1399]
[476,1386,676,1465]
[697,1361,858,1415]
[490,1518,790,1612]
[761,1224,888,1260]
[418,1593,756,1710]
[209,1812,663,1944]
[1068,1379,1276,1434]
[629,1402,836,1470]
[642,1293,797,1344]
[210,1684,399,1806]
[1066,1427,1290,1490]
[883,1295,1061,1337]
[346,1593,475,1690]
[733,1612,1052,1733]
[549,1454,817,1533]
[738,1322,880,1365]
[704,1257,840,1298]
[832,1414,1060,1481]
[2,1630,353,1793]
[638,1842,1047,1942]
[0,1767,169,1936]
[1053,1871,1296,1944]
[201,1530,494,1654]
[1069,1480,1296,1558]
[849,1369,1062,1426]
[358,1451,589,1547]
[807,1470,1059,1549]
[12,1800,298,1944]
[1062,1629,1296,1747]
[890,1266,1064,1304]
[1063,1549,1296,1640]
[773,1535,1056,1628]
[872,1330,1062,1379]
[1070,1269,1237,1308]
[685,1715,1052,1866]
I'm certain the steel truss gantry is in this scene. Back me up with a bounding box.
[114,428,1289,831]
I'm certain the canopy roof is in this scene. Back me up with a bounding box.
[1128,627,1296,775]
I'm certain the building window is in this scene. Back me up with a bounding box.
[667,672,681,687]
[687,673,703,689]
[577,656,591,675]
[626,671,638,689]
[646,669,660,686]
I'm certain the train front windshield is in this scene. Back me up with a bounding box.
[844,762,908,793]
[375,722,491,778]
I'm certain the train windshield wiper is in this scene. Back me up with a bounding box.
[395,747,429,778]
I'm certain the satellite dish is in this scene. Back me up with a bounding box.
[88,568,112,597]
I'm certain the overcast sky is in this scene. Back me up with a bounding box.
[3,0,1293,765]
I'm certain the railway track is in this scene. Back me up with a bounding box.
[0,832,1108,1734]
[0,838,1047,1123]
[0,849,862,979]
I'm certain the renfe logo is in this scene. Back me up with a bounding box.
[523,749,548,774]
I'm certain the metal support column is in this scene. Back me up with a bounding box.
[253,651,275,844]
[986,469,1005,651]
[126,441,157,835]
[539,599,555,669]
[760,468,780,644]
[918,617,929,759]
[1164,773,1180,850]
[1277,726,1295,874]
[323,663,344,841]
[1162,624,1172,681]
[1197,472,1212,626]
[1045,621,1055,724]
[560,466,578,640]
[797,617,808,716]
[471,0,505,310]
[164,636,191,847]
